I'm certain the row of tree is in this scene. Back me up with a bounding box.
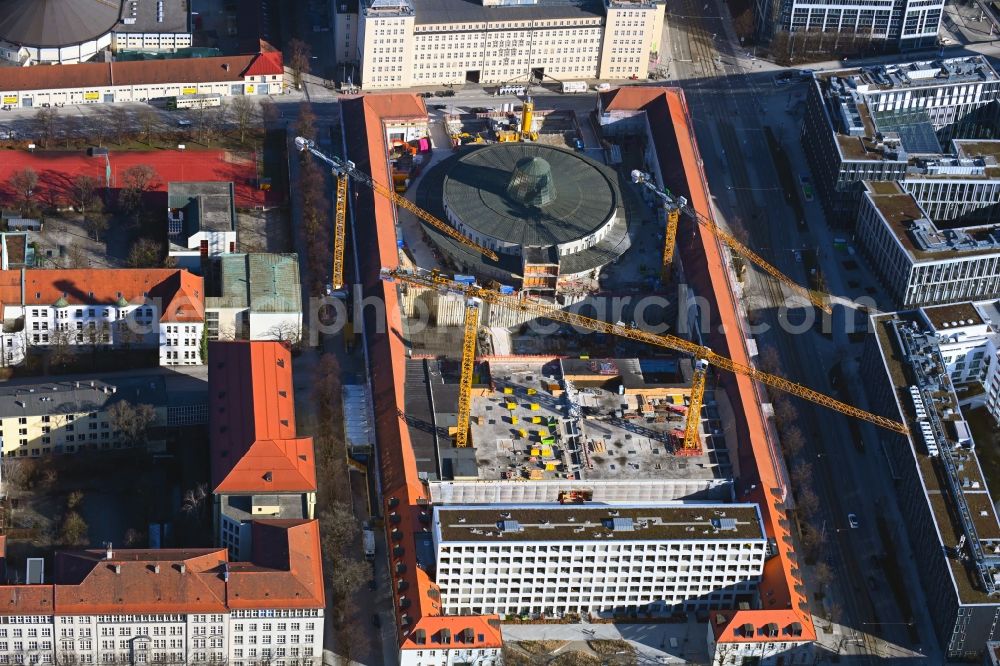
[23,97,262,151]
[295,101,333,295]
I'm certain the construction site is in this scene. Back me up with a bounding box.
[321,89,919,662]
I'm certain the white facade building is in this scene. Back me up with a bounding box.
[167,182,238,270]
[786,0,942,49]
[0,520,324,666]
[855,182,1000,308]
[433,504,767,618]
[0,52,283,110]
[205,254,303,343]
[353,0,664,90]
[0,268,205,368]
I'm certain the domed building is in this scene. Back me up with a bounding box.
[0,0,120,64]
[417,143,631,295]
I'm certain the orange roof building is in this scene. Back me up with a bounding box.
[0,52,284,110]
[0,267,205,368]
[209,340,317,561]
[0,521,324,664]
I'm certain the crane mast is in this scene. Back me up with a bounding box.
[455,299,481,447]
[631,170,832,314]
[380,267,908,436]
[294,137,500,263]
[332,173,348,290]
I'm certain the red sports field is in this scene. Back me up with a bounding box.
[0,148,279,209]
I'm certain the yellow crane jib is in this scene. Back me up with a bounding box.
[630,170,832,314]
[332,173,348,290]
[294,137,500,263]
[681,358,708,455]
[379,267,909,436]
[455,299,481,448]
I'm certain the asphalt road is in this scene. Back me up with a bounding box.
[662,0,940,662]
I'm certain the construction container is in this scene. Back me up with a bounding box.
[506,402,517,410]
[531,416,542,424]
[519,428,528,438]
[527,388,537,395]
[529,403,540,411]
[503,387,514,394]
[510,415,519,425]
[531,448,540,456]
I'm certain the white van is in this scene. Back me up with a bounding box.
[595,82,612,92]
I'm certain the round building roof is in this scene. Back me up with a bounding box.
[0,0,122,48]
[443,144,618,248]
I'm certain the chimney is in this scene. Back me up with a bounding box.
[222,562,230,582]
[153,565,160,574]
[113,564,121,575]
[75,381,80,388]
[111,386,117,394]
[223,63,230,71]
[179,563,186,574]
[105,542,113,560]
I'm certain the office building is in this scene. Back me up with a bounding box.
[0,522,324,665]
[209,341,317,561]
[784,0,942,49]
[865,309,1000,660]
[855,181,1000,307]
[802,56,1000,218]
[344,0,664,89]
[433,504,768,617]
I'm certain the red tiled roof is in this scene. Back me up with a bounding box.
[342,93,503,653]
[19,268,203,322]
[242,51,284,77]
[54,548,228,615]
[209,341,316,493]
[0,521,323,615]
[226,519,325,609]
[0,54,279,94]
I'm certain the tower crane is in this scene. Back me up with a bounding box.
[294,138,500,272]
[332,173,348,289]
[631,170,832,314]
[380,267,909,439]
[454,298,481,447]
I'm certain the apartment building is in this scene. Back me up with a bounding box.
[110,0,193,55]
[433,504,768,617]
[0,521,324,665]
[0,268,205,367]
[350,0,664,89]
[783,0,942,49]
[205,254,303,343]
[0,377,166,458]
[865,311,1000,660]
[0,52,283,110]
[855,181,1000,307]
[802,56,1000,218]
[167,182,238,270]
[210,341,316,561]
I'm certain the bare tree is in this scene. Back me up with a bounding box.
[118,164,159,212]
[296,101,316,141]
[60,113,80,149]
[1,457,37,492]
[107,401,157,447]
[85,114,109,148]
[59,511,89,546]
[69,174,101,215]
[790,460,813,488]
[126,238,164,268]
[9,168,39,216]
[265,321,301,343]
[781,424,806,458]
[814,561,833,587]
[138,107,158,145]
[64,244,91,269]
[109,106,132,144]
[229,95,259,145]
[33,107,58,148]
[46,328,76,368]
[288,38,311,90]
[797,488,820,518]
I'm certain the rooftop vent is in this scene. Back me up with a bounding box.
[506,157,556,207]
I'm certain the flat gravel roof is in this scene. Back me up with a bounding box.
[442,144,619,248]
